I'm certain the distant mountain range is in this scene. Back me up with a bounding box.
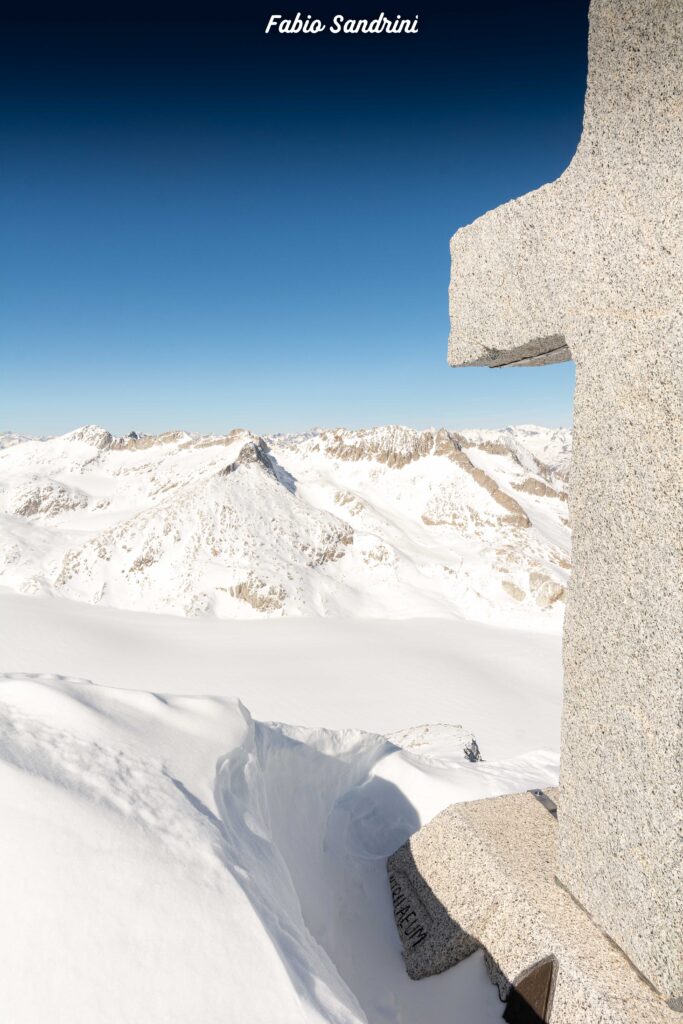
[0,424,571,628]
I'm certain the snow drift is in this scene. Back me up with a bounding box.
[0,672,559,1024]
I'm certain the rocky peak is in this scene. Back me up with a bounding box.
[109,430,190,451]
[221,439,276,477]
[64,425,114,450]
[316,426,435,468]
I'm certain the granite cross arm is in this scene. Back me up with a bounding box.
[449,0,682,1003]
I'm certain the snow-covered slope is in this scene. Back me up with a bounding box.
[0,424,571,628]
[0,435,567,1022]
[0,588,563,757]
[0,671,558,1024]
[0,433,34,450]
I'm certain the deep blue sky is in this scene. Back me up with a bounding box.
[1,2,589,437]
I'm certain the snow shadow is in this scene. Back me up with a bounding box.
[166,774,226,835]
[211,717,437,1022]
[264,450,298,494]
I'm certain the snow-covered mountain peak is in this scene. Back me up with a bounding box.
[221,437,278,478]
[0,423,571,627]
[62,424,115,449]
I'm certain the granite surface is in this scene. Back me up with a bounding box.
[447,0,683,999]
[388,790,680,1022]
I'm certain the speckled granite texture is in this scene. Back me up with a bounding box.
[447,0,682,1001]
[388,791,680,1022]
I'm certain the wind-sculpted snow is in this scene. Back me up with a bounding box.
[0,672,558,1023]
[0,424,571,627]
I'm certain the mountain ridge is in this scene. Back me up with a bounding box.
[0,424,571,628]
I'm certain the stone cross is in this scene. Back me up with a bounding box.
[388,2,681,1019]
[448,0,682,1005]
